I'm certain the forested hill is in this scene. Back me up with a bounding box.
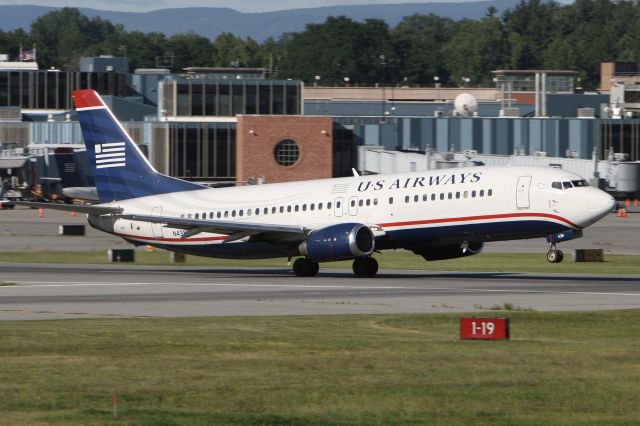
[1,1,639,90]
[0,1,521,41]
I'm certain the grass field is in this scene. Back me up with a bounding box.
[2,311,640,425]
[0,249,639,275]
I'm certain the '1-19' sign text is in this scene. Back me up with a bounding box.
[460,317,510,340]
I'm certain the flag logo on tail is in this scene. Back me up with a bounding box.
[95,142,126,169]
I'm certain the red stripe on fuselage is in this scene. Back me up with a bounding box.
[379,212,579,229]
[112,212,578,245]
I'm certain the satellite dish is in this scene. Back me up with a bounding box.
[454,93,478,117]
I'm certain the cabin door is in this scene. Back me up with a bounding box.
[516,176,532,209]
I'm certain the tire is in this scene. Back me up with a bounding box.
[546,250,558,263]
[353,257,378,278]
[293,258,319,277]
[556,250,564,263]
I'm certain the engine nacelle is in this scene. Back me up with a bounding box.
[414,242,484,261]
[299,223,375,262]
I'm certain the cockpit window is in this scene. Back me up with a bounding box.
[571,179,589,187]
[562,181,573,189]
[552,182,562,190]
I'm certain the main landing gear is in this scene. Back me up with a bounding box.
[293,258,320,277]
[292,257,379,278]
[352,257,379,278]
[546,243,564,263]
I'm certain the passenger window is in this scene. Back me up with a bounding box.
[423,194,428,201]
[264,208,269,214]
[351,199,356,207]
[439,193,444,200]
[224,211,229,218]
[405,196,410,203]
[255,208,259,215]
[217,212,221,218]
[358,199,363,207]
[366,199,371,207]
[471,190,476,198]
[232,210,236,217]
[389,197,394,204]
[209,212,214,219]
[310,204,315,211]
[195,213,199,219]
[319,202,324,210]
[327,202,332,209]
[187,213,192,218]
[488,189,493,196]
[479,190,485,197]
[431,194,436,201]
[373,198,378,206]
[302,204,307,211]
[287,206,292,213]
[463,191,468,198]
[294,205,299,212]
[414,195,419,202]
[455,192,460,199]
[448,193,453,200]
[552,182,562,190]
[239,210,244,217]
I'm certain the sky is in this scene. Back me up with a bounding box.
[0,0,466,13]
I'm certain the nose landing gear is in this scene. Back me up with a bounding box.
[546,243,564,263]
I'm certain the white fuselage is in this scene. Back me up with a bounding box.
[88,165,614,259]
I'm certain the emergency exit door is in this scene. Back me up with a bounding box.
[516,176,532,209]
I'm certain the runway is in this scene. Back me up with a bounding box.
[1,263,639,320]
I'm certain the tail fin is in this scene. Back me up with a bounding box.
[73,90,203,203]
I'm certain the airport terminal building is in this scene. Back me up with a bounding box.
[1,57,639,197]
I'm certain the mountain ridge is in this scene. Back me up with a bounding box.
[0,1,521,41]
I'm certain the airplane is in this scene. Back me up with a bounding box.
[12,89,616,277]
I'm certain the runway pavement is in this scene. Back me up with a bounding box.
[2,207,640,254]
[2,207,640,320]
[1,263,639,320]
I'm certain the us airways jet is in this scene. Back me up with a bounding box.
[13,90,615,277]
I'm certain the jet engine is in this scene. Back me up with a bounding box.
[299,223,375,262]
[413,242,483,261]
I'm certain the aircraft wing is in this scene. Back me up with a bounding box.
[119,213,308,243]
[11,201,123,215]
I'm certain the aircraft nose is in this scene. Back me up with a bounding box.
[588,190,616,220]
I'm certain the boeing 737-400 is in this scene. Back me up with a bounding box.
[10,90,616,277]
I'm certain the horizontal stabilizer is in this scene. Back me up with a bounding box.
[12,201,123,215]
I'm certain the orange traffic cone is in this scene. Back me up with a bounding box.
[38,208,44,219]
[69,211,77,217]
[626,198,631,207]
[634,198,639,207]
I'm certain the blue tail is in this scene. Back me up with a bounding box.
[73,90,203,203]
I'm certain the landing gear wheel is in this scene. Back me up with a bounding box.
[546,249,564,263]
[352,257,378,278]
[293,258,319,277]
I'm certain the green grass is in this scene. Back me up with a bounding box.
[0,249,639,275]
[2,311,640,425]
[0,281,16,286]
